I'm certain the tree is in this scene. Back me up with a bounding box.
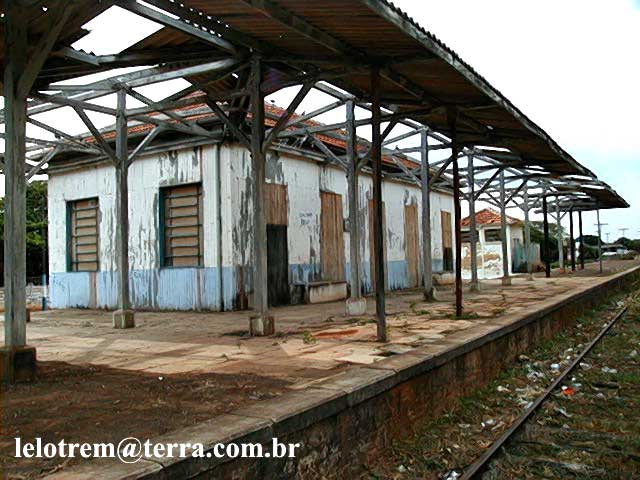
[530,221,567,263]
[0,180,48,285]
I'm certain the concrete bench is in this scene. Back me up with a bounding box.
[303,280,348,304]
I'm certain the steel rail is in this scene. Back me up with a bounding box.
[460,296,634,480]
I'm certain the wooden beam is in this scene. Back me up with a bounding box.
[263,82,313,150]
[18,4,74,97]
[371,67,387,342]
[448,108,463,317]
[346,100,362,301]
[420,130,434,300]
[116,0,237,54]
[250,57,269,323]
[4,4,29,347]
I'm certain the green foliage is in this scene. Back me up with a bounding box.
[0,180,48,281]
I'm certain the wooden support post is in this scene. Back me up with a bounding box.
[523,185,533,281]
[448,109,463,317]
[596,204,603,274]
[3,6,28,348]
[371,66,387,342]
[543,196,551,278]
[569,208,576,272]
[112,89,135,329]
[420,129,434,301]
[249,57,273,336]
[578,211,585,270]
[467,155,479,291]
[556,201,564,271]
[346,100,366,315]
[499,170,511,286]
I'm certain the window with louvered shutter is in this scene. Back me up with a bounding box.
[160,183,203,268]
[68,198,100,272]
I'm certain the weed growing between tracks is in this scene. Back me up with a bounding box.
[364,288,640,480]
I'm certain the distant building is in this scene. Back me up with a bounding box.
[460,208,539,279]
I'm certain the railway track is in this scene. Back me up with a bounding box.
[461,294,640,479]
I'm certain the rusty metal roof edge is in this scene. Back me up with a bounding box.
[361,0,597,179]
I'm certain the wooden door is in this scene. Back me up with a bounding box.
[404,204,420,287]
[265,184,290,306]
[368,199,387,291]
[441,210,453,272]
[320,192,345,281]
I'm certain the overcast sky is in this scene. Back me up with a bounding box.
[5,0,639,241]
[389,0,640,240]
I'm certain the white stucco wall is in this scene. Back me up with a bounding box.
[48,141,455,311]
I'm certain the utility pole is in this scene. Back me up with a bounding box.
[619,227,629,239]
[595,209,607,274]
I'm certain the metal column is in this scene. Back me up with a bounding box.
[112,89,135,328]
[499,170,511,285]
[467,155,479,291]
[543,196,551,278]
[420,130,434,301]
[371,67,386,341]
[249,57,271,335]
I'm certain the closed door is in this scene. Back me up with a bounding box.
[441,210,453,272]
[368,199,387,291]
[404,204,420,287]
[265,183,290,306]
[267,225,290,306]
[320,192,345,281]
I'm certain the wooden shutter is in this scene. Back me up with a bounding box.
[69,198,99,272]
[162,183,203,267]
[321,192,345,281]
[441,210,453,271]
[404,203,420,287]
[265,183,288,226]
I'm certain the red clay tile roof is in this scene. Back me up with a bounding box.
[83,91,420,170]
[461,208,522,227]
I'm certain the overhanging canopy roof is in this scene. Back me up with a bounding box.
[117,0,595,177]
[1,0,627,211]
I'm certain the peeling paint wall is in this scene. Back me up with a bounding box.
[48,142,454,311]
[461,224,525,279]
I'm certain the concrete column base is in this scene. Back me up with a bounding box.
[0,345,36,383]
[345,297,367,316]
[249,315,275,336]
[501,276,512,286]
[112,309,135,329]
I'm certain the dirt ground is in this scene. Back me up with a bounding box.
[0,362,289,479]
[0,260,638,479]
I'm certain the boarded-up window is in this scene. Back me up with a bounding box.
[67,198,99,272]
[265,183,288,226]
[320,192,345,281]
[160,183,203,267]
[441,210,453,272]
[404,203,420,287]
